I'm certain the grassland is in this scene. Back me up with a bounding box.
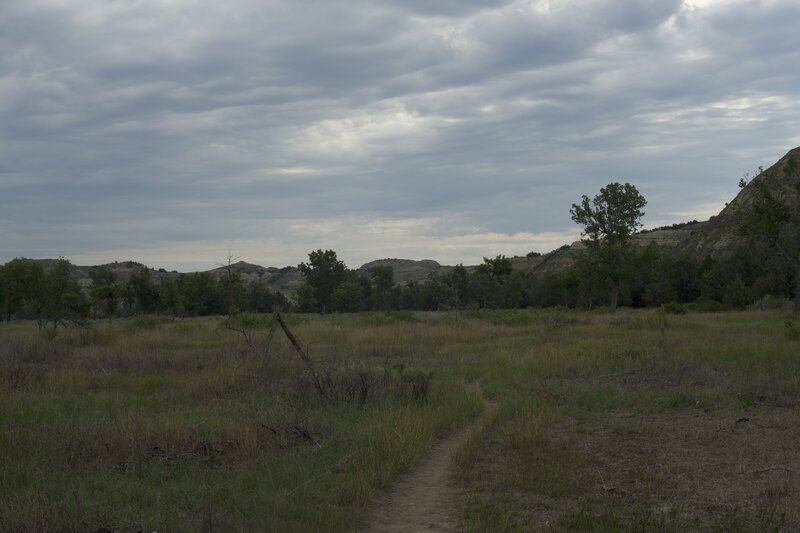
[2,309,799,531]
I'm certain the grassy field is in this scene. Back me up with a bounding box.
[1,309,799,531]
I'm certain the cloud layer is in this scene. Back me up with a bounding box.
[2,0,799,270]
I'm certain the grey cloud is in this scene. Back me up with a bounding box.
[378,0,511,17]
[2,0,800,268]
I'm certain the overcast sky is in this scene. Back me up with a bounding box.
[2,0,799,271]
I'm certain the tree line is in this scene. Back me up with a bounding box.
[0,259,289,327]
[291,243,795,314]
[0,239,794,328]
[293,169,798,314]
[2,155,798,326]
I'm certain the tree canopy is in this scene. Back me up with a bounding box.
[297,250,347,313]
[570,182,647,313]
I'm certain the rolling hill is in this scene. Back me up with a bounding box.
[29,146,800,294]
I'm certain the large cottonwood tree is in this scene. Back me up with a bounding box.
[570,182,647,313]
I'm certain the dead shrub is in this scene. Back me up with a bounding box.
[289,360,435,408]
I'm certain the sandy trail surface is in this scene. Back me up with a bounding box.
[362,400,498,532]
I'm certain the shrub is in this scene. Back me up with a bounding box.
[748,295,792,311]
[662,302,688,315]
[400,367,434,403]
[688,298,728,313]
[608,313,635,326]
[126,314,174,331]
[785,321,800,341]
[220,313,269,347]
[484,310,537,326]
[290,362,435,407]
[358,311,417,326]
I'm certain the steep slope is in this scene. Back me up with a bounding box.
[531,146,800,275]
[680,146,800,258]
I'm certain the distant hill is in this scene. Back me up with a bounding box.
[66,260,164,289]
[27,146,799,294]
[205,260,304,293]
[357,259,448,284]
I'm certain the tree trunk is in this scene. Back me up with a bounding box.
[2,286,10,323]
[609,279,620,314]
[794,260,800,316]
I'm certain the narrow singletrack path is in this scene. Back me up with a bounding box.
[362,400,498,532]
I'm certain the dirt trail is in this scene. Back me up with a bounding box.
[362,400,498,532]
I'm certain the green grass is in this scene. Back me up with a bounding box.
[2,309,799,531]
[452,309,800,531]
[0,314,481,532]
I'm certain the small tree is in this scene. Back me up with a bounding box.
[40,257,86,330]
[448,264,470,312]
[298,250,347,313]
[739,152,800,314]
[159,279,185,317]
[176,272,221,316]
[244,279,287,314]
[217,250,244,314]
[368,266,395,310]
[89,265,120,317]
[570,182,647,313]
[475,255,513,309]
[126,268,160,314]
[330,280,365,312]
[0,258,46,322]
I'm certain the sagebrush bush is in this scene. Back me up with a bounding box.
[749,294,792,311]
[125,314,174,331]
[358,310,417,326]
[785,321,800,341]
[662,302,688,315]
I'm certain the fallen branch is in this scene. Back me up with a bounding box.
[740,467,795,475]
[292,425,321,447]
[262,423,287,449]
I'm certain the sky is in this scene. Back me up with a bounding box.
[1,0,799,271]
